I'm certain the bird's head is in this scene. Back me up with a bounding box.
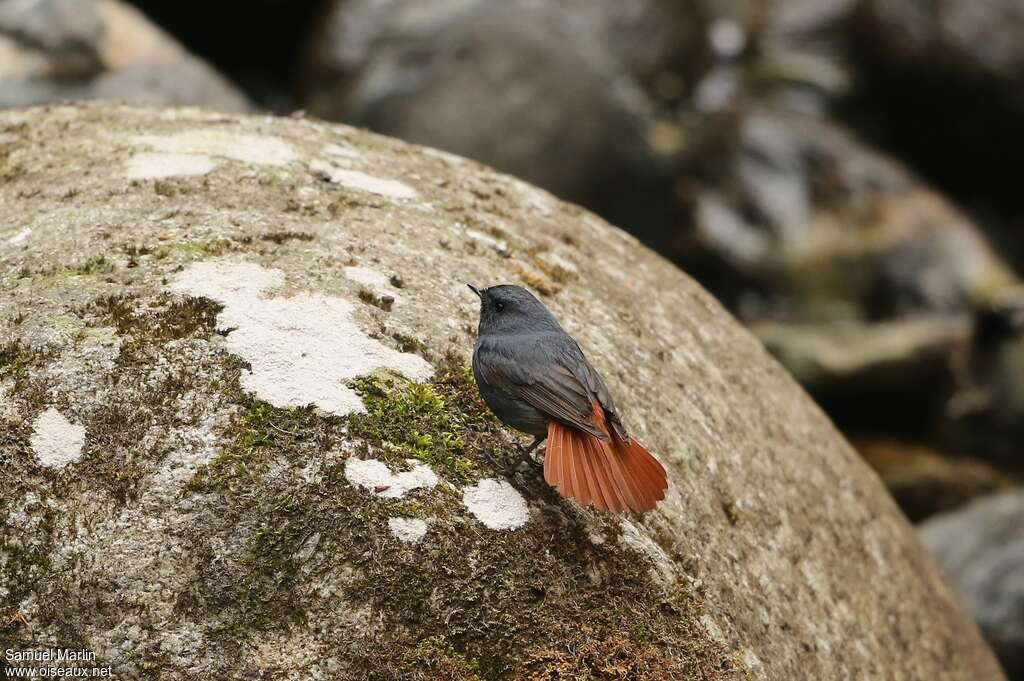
[468,284,560,336]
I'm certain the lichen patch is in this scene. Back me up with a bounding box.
[125,152,218,179]
[343,266,392,290]
[344,457,439,499]
[30,407,86,468]
[6,226,31,245]
[170,260,432,415]
[324,143,361,159]
[135,130,297,167]
[388,517,429,544]
[310,160,418,199]
[461,478,530,530]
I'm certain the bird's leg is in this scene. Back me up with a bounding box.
[515,435,546,468]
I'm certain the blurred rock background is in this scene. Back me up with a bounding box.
[2,0,1023,675]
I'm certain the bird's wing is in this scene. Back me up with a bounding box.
[475,334,615,440]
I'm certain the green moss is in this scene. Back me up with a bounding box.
[17,255,117,281]
[70,255,114,275]
[186,399,343,496]
[0,343,34,379]
[261,230,315,245]
[346,360,515,486]
[0,159,25,183]
[403,635,482,679]
[0,491,57,609]
[92,293,223,347]
[66,293,231,503]
[391,331,431,359]
[0,342,53,413]
[152,239,232,260]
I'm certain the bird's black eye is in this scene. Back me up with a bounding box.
[495,301,505,311]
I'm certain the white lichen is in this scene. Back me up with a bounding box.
[125,152,218,180]
[30,407,86,468]
[344,458,439,499]
[324,143,361,159]
[6,227,31,245]
[135,131,297,167]
[309,160,418,199]
[454,224,509,256]
[343,266,391,290]
[388,517,429,544]
[170,260,432,415]
[461,478,530,530]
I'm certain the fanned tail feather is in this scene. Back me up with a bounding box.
[544,418,668,513]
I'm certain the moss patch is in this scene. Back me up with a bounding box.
[152,239,233,261]
[69,293,229,503]
[347,357,518,485]
[21,255,116,280]
[261,230,315,245]
[0,342,35,380]
[0,341,55,417]
[185,398,346,500]
[92,293,224,350]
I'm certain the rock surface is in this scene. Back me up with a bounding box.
[922,490,1024,680]
[0,102,1004,680]
[0,0,250,112]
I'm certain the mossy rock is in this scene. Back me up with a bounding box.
[0,103,1004,680]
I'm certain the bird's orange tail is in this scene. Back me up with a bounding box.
[543,415,668,513]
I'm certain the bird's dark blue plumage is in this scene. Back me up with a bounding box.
[468,283,667,513]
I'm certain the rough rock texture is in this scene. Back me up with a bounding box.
[300,0,676,243]
[0,102,1004,680]
[0,0,250,112]
[922,490,1024,680]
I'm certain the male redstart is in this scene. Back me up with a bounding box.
[469,284,668,512]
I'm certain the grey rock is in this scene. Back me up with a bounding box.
[0,0,104,65]
[0,101,1004,680]
[301,0,678,242]
[0,0,250,112]
[922,490,1024,679]
[855,0,1024,83]
[674,108,1017,322]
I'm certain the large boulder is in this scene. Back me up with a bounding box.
[827,0,1024,267]
[303,0,710,103]
[0,102,1004,680]
[299,0,679,243]
[0,0,250,112]
[922,490,1024,680]
[669,106,1018,446]
[672,107,1015,321]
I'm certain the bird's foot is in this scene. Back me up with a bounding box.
[514,442,545,470]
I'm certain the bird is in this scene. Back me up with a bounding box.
[468,283,668,512]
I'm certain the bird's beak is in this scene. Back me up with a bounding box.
[467,284,483,299]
